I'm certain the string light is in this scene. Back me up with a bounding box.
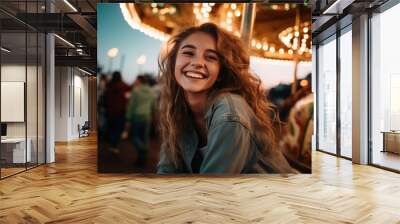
[279,22,311,55]
[120,3,170,42]
[269,46,275,53]
[284,3,290,10]
[262,43,268,51]
[193,2,215,23]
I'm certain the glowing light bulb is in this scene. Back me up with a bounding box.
[235,10,241,17]
[262,43,268,51]
[137,55,146,65]
[270,47,275,53]
[300,79,308,87]
[107,48,119,58]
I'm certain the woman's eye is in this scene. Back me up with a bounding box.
[182,51,194,56]
[206,55,218,61]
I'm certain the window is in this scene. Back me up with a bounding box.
[370,2,400,171]
[317,35,337,154]
[339,27,352,158]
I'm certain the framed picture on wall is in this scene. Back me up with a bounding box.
[1,81,25,123]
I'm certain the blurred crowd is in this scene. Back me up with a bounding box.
[98,71,160,171]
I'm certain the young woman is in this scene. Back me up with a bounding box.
[157,23,295,174]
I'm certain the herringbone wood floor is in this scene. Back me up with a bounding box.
[1,135,400,224]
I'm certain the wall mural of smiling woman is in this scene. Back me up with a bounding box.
[97,3,312,174]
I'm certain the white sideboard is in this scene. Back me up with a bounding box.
[382,131,400,154]
[1,138,32,163]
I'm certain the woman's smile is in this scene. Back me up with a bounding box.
[183,70,209,79]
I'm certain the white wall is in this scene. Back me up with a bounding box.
[55,67,89,141]
[55,67,70,141]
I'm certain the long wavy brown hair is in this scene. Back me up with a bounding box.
[158,23,293,172]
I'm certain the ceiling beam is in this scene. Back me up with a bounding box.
[67,13,97,39]
[55,55,96,70]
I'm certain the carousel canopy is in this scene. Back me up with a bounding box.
[120,3,311,61]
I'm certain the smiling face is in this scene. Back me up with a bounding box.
[174,32,221,96]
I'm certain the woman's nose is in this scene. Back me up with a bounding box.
[191,56,205,68]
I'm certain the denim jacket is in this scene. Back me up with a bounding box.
[157,93,293,174]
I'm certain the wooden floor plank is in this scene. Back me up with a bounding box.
[0,135,399,223]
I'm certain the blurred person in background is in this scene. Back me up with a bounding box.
[98,74,109,141]
[104,71,130,153]
[122,75,156,167]
[157,23,295,174]
[143,73,161,140]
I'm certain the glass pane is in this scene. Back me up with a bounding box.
[340,29,352,158]
[371,4,400,171]
[317,36,337,154]
[1,30,27,177]
[38,33,45,165]
[27,31,38,169]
